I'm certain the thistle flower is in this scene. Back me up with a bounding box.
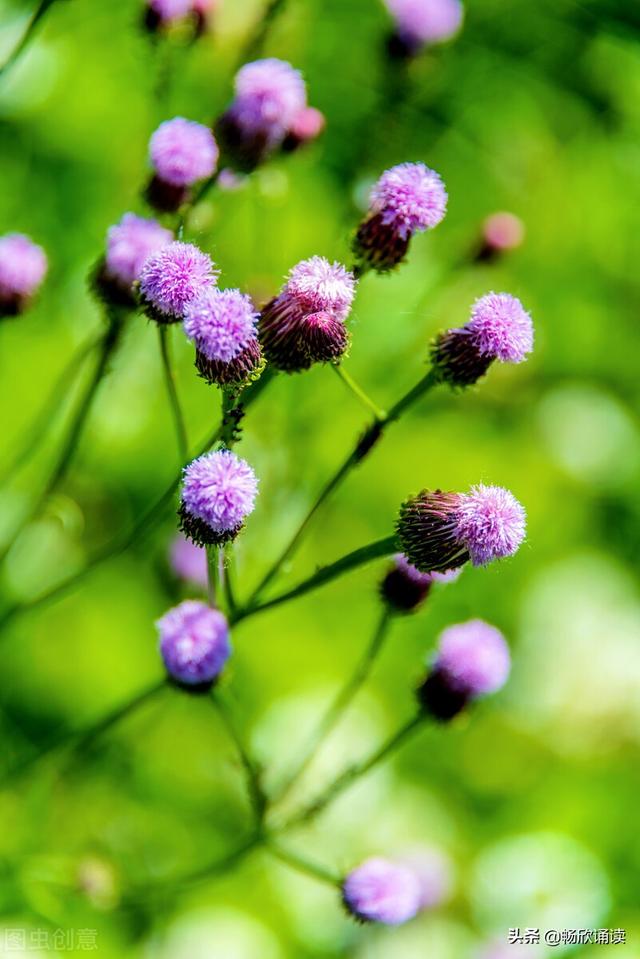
[478,212,525,261]
[179,449,259,547]
[283,106,326,152]
[216,58,307,171]
[0,233,48,317]
[96,213,173,305]
[397,484,526,573]
[169,534,208,588]
[259,256,355,372]
[380,553,461,613]
[184,287,262,386]
[342,858,422,925]
[353,163,447,273]
[157,600,231,688]
[147,118,219,212]
[385,0,464,57]
[431,293,534,387]
[418,619,511,719]
[138,241,217,323]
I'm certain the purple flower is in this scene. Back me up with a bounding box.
[342,858,422,925]
[400,847,453,909]
[147,0,192,23]
[139,241,217,323]
[396,485,526,573]
[259,257,355,372]
[481,212,525,254]
[432,292,533,386]
[149,118,219,188]
[157,600,231,687]
[0,233,48,315]
[169,534,208,588]
[385,0,464,53]
[103,213,173,293]
[418,619,510,719]
[283,106,326,152]
[216,58,307,170]
[179,449,259,546]
[354,163,447,273]
[183,287,258,363]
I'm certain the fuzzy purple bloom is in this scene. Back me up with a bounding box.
[286,256,356,320]
[343,858,422,926]
[397,485,526,573]
[104,213,173,293]
[139,241,217,323]
[179,449,259,547]
[169,534,208,588]
[157,600,231,687]
[149,118,218,188]
[147,0,192,22]
[183,287,258,363]
[0,233,48,315]
[431,292,533,386]
[385,0,464,51]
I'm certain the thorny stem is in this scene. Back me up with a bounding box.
[271,609,392,804]
[248,368,439,604]
[0,0,60,77]
[158,325,189,462]
[332,363,386,421]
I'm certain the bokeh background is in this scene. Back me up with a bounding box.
[1,0,640,955]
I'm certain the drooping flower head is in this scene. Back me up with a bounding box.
[184,287,262,387]
[216,58,307,170]
[157,600,231,688]
[259,256,355,372]
[432,292,533,387]
[139,241,217,323]
[0,233,48,316]
[380,553,461,613]
[98,213,173,304]
[354,163,447,274]
[342,858,422,926]
[385,0,464,56]
[397,484,526,573]
[418,619,511,719]
[179,449,259,547]
[169,534,208,588]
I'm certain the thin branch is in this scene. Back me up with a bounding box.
[158,325,189,462]
[0,0,60,77]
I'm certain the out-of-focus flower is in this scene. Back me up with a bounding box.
[476,212,525,261]
[139,241,218,323]
[418,619,511,719]
[157,600,231,687]
[397,485,526,573]
[179,449,259,546]
[353,163,447,273]
[384,0,464,57]
[432,293,533,387]
[380,554,461,614]
[400,846,454,909]
[147,118,219,212]
[169,534,208,589]
[342,857,422,925]
[282,106,326,152]
[96,213,173,306]
[0,233,48,317]
[259,256,355,372]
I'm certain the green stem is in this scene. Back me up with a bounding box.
[212,693,266,826]
[248,367,439,604]
[206,545,221,608]
[158,325,189,462]
[0,0,59,76]
[332,363,386,421]
[234,536,397,624]
[266,842,342,887]
[222,545,238,617]
[178,170,221,236]
[238,0,288,66]
[280,713,425,830]
[272,609,392,804]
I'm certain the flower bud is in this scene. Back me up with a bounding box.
[353,163,447,274]
[431,292,533,387]
[179,449,259,547]
[139,241,218,323]
[157,600,231,690]
[0,233,48,317]
[342,857,422,925]
[380,554,461,613]
[417,619,510,719]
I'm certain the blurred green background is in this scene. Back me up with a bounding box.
[1,0,640,955]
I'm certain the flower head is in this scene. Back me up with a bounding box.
[150,118,219,188]
[184,287,258,363]
[139,241,217,323]
[285,256,356,319]
[397,485,526,573]
[385,0,464,52]
[434,620,511,696]
[380,553,460,613]
[0,233,48,315]
[169,534,208,588]
[481,212,525,254]
[147,0,192,23]
[104,213,173,293]
[179,450,259,546]
[157,600,231,688]
[195,338,264,388]
[283,106,326,151]
[342,858,422,925]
